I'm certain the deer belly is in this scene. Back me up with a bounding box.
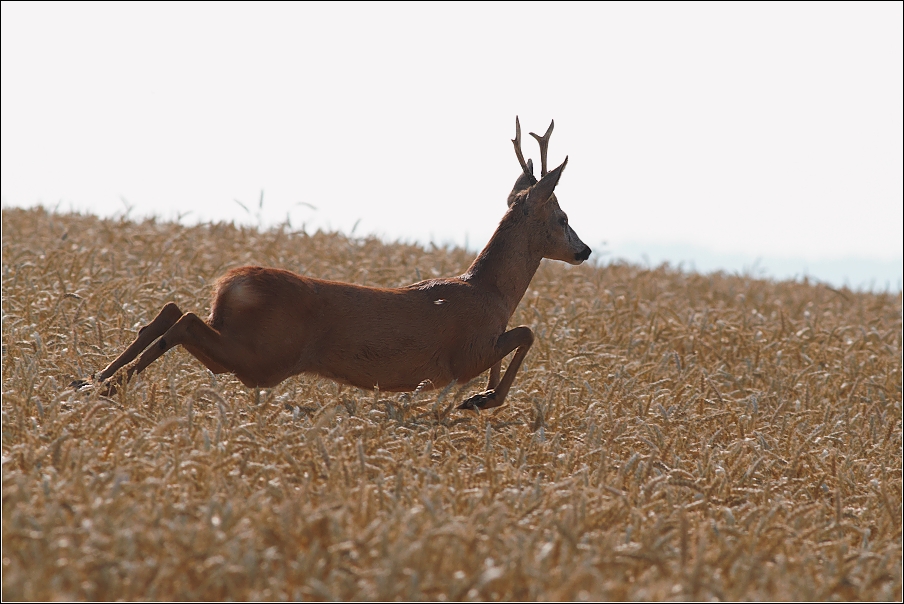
[307,336,459,393]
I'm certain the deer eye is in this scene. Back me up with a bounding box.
[558,216,568,226]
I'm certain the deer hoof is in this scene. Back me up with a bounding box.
[457,389,497,410]
[71,376,120,396]
[70,379,92,392]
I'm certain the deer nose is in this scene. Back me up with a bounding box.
[575,246,591,262]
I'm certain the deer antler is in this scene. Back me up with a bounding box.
[529,119,554,177]
[512,116,533,176]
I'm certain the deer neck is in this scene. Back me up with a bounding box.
[462,210,543,317]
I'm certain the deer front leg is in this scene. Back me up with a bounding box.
[486,361,501,390]
[459,326,534,411]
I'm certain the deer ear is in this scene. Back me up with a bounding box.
[507,158,537,207]
[527,156,568,205]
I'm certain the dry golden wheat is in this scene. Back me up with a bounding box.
[2,206,901,600]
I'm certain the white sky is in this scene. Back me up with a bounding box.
[2,2,902,287]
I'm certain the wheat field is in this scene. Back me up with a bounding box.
[1,206,901,600]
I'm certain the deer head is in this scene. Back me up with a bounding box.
[507,117,592,265]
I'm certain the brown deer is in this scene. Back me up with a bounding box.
[82,117,591,410]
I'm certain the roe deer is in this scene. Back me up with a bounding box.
[82,117,591,410]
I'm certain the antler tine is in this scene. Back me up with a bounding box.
[511,116,532,175]
[529,119,555,176]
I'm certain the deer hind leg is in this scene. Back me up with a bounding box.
[78,302,186,392]
[459,326,534,411]
[129,312,254,384]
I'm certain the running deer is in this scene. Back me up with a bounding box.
[82,117,591,410]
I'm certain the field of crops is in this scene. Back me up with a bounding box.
[2,206,901,600]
